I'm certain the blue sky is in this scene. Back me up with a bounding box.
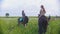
[0,0,60,16]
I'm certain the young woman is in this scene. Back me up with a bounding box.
[38,5,48,34]
[18,10,29,27]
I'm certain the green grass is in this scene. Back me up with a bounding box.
[0,17,60,34]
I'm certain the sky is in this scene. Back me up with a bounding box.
[0,0,60,16]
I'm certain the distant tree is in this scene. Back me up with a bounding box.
[6,13,9,17]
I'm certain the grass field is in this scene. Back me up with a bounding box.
[0,17,60,34]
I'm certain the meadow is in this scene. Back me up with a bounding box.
[0,17,60,34]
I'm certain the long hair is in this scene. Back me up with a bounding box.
[40,5,46,13]
[40,5,46,17]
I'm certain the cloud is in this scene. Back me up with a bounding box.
[0,0,60,16]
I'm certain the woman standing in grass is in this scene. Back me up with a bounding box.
[38,5,48,34]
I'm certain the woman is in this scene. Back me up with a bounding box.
[18,10,29,27]
[38,5,48,34]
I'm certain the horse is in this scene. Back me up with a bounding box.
[18,16,29,27]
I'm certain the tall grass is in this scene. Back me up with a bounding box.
[0,24,3,34]
[0,17,60,34]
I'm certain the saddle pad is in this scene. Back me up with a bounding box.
[19,17,23,22]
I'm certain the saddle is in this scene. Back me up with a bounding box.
[19,17,23,22]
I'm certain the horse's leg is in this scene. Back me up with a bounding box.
[23,23,27,27]
[18,22,20,26]
[25,24,27,27]
[22,22,25,26]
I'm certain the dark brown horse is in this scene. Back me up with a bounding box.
[18,16,29,27]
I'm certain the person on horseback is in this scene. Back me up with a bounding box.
[18,10,29,27]
[22,10,29,27]
[38,5,49,34]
